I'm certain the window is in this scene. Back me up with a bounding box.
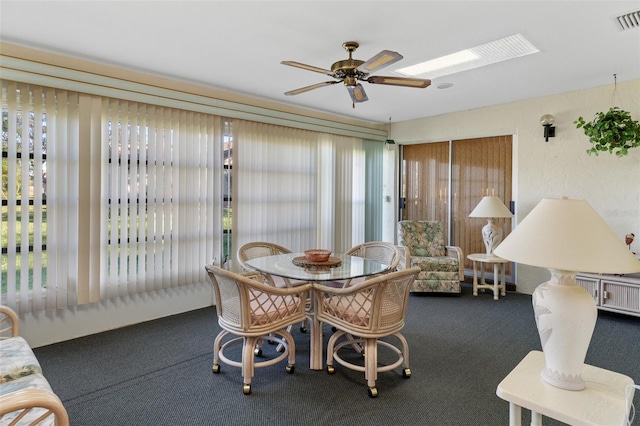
[2,77,377,313]
[2,81,224,313]
[222,120,232,264]
[102,99,222,297]
[2,82,78,312]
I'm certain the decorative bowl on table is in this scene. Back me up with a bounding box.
[304,249,332,262]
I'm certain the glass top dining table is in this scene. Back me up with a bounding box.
[244,252,391,282]
[244,252,391,370]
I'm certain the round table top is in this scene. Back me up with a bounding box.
[467,253,510,263]
[245,252,390,282]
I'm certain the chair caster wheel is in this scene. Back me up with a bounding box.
[212,364,220,374]
[243,384,251,395]
[286,364,295,374]
[368,387,378,398]
[327,365,335,374]
[254,348,263,356]
[402,368,411,378]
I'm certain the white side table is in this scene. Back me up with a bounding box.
[468,253,509,300]
[496,351,634,426]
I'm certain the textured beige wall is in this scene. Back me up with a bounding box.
[391,80,640,294]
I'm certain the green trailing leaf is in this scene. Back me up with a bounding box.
[574,107,640,157]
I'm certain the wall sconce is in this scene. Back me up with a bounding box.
[385,139,396,151]
[540,114,556,142]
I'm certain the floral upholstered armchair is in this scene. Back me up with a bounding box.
[397,220,464,293]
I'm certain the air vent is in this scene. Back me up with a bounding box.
[615,10,640,30]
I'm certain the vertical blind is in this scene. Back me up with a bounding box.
[2,78,376,313]
[402,141,451,239]
[2,81,79,312]
[1,80,223,313]
[452,136,512,270]
[233,120,365,261]
[363,140,383,242]
[233,120,319,257]
[101,99,222,299]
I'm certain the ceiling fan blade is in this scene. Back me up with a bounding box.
[281,61,334,76]
[347,83,369,103]
[285,81,339,96]
[356,50,403,74]
[367,76,431,88]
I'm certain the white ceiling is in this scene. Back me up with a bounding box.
[1,1,639,124]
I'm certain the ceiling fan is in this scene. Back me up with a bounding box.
[281,41,431,105]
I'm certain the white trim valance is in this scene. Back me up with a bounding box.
[0,55,387,141]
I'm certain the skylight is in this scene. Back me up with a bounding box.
[394,34,539,79]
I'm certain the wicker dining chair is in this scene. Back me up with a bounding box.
[238,242,311,334]
[340,241,401,287]
[205,265,312,395]
[237,242,299,288]
[314,266,421,397]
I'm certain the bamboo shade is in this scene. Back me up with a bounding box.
[452,136,512,272]
[402,142,451,241]
[401,136,512,275]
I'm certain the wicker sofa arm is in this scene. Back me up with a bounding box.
[0,305,69,425]
[0,389,69,426]
[0,305,19,339]
[0,387,69,426]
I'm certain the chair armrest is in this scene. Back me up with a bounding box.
[241,278,313,297]
[397,245,411,270]
[0,305,19,338]
[0,388,69,426]
[314,266,421,297]
[239,271,263,281]
[445,246,464,281]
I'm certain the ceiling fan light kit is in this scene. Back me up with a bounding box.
[282,41,431,105]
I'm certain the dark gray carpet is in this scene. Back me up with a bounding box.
[34,283,640,425]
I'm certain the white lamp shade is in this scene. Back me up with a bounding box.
[469,196,513,218]
[493,198,640,274]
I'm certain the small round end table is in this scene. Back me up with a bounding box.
[467,253,509,300]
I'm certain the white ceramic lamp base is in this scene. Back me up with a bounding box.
[532,269,598,391]
[481,219,503,256]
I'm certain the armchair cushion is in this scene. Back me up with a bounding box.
[0,337,42,383]
[409,256,459,271]
[397,220,445,257]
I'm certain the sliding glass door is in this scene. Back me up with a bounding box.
[401,136,513,274]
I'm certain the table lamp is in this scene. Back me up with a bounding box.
[493,198,640,391]
[469,196,513,256]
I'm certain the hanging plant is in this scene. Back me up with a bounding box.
[574,75,640,157]
[574,107,640,157]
